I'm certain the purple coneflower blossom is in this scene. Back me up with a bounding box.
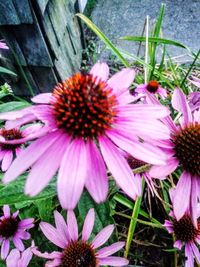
[0,63,170,209]
[149,88,200,225]
[0,205,34,259]
[135,80,167,99]
[0,41,8,50]
[0,125,41,171]
[33,208,129,267]
[164,192,200,267]
[6,247,33,267]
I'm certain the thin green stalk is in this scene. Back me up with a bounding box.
[180,48,200,93]
[125,179,144,258]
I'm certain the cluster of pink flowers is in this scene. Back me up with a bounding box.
[0,62,199,266]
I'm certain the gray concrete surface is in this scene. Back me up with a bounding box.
[91,0,200,63]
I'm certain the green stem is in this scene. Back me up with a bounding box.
[124,179,144,258]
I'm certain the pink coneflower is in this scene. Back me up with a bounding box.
[149,88,200,225]
[0,41,8,50]
[164,193,200,267]
[6,247,33,267]
[135,80,167,99]
[0,205,34,259]
[0,125,41,171]
[1,63,170,209]
[33,208,129,266]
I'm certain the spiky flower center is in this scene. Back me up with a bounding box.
[127,155,150,173]
[173,215,200,242]
[0,128,23,150]
[146,80,159,93]
[51,73,118,139]
[0,217,19,238]
[173,122,200,176]
[60,241,97,267]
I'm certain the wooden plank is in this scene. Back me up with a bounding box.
[36,0,49,14]
[0,0,20,25]
[12,0,33,24]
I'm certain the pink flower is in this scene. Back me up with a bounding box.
[33,208,129,267]
[135,80,167,99]
[0,41,8,50]
[149,88,200,225]
[188,76,200,88]
[1,63,170,209]
[164,192,200,267]
[6,247,33,267]
[0,205,34,259]
[188,92,200,111]
[0,125,41,171]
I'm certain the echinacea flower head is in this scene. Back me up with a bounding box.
[135,80,167,99]
[0,125,41,171]
[0,41,8,50]
[6,246,33,267]
[33,208,129,267]
[164,194,200,267]
[149,88,200,225]
[1,63,170,209]
[0,205,34,259]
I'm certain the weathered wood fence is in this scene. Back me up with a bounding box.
[0,0,83,96]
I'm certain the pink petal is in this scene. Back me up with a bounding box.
[54,211,69,242]
[172,88,192,124]
[18,218,34,229]
[149,159,179,178]
[82,208,95,241]
[6,249,20,267]
[99,136,138,199]
[32,248,62,260]
[39,222,66,249]
[31,93,52,104]
[25,133,70,196]
[191,176,198,228]
[57,139,87,210]
[90,62,109,82]
[0,106,34,121]
[116,90,139,105]
[185,243,194,267]
[19,247,33,266]
[98,256,129,266]
[173,171,191,221]
[21,123,42,136]
[85,140,108,203]
[98,241,125,258]
[173,240,182,250]
[1,239,10,259]
[67,210,78,241]
[190,243,200,263]
[92,225,114,249]
[13,236,24,251]
[107,68,135,94]
[5,113,37,129]
[2,150,13,171]
[3,205,10,218]
[3,131,61,183]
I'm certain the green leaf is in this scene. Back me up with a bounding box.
[0,101,30,112]
[76,13,130,67]
[0,174,56,206]
[35,197,53,221]
[0,66,17,76]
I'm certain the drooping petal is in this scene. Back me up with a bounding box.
[25,133,70,196]
[98,241,125,258]
[99,136,138,199]
[173,171,191,221]
[6,249,20,267]
[82,209,95,241]
[19,247,33,267]
[191,176,198,228]
[185,243,194,267]
[190,243,200,263]
[3,131,60,183]
[92,225,114,249]
[85,141,108,203]
[40,222,66,249]
[13,236,24,251]
[67,210,78,242]
[1,239,10,259]
[107,68,135,95]
[172,88,192,124]
[57,139,88,210]
[31,93,52,104]
[1,150,13,171]
[98,256,129,266]
[173,240,182,250]
[149,159,179,178]
[90,62,109,82]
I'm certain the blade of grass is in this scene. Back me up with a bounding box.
[0,66,16,76]
[144,16,149,83]
[76,13,130,67]
[125,179,144,258]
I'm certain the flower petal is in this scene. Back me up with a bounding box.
[54,211,69,242]
[90,62,109,82]
[99,136,138,199]
[85,141,108,203]
[98,256,129,266]
[57,139,87,210]
[92,225,114,249]
[67,210,78,242]
[149,159,179,178]
[173,171,191,221]
[82,208,95,241]
[1,239,10,259]
[6,249,20,267]
[31,93,52,104]
[98,241,125,258]
[13,236,24,251]
[2,150,13,171]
